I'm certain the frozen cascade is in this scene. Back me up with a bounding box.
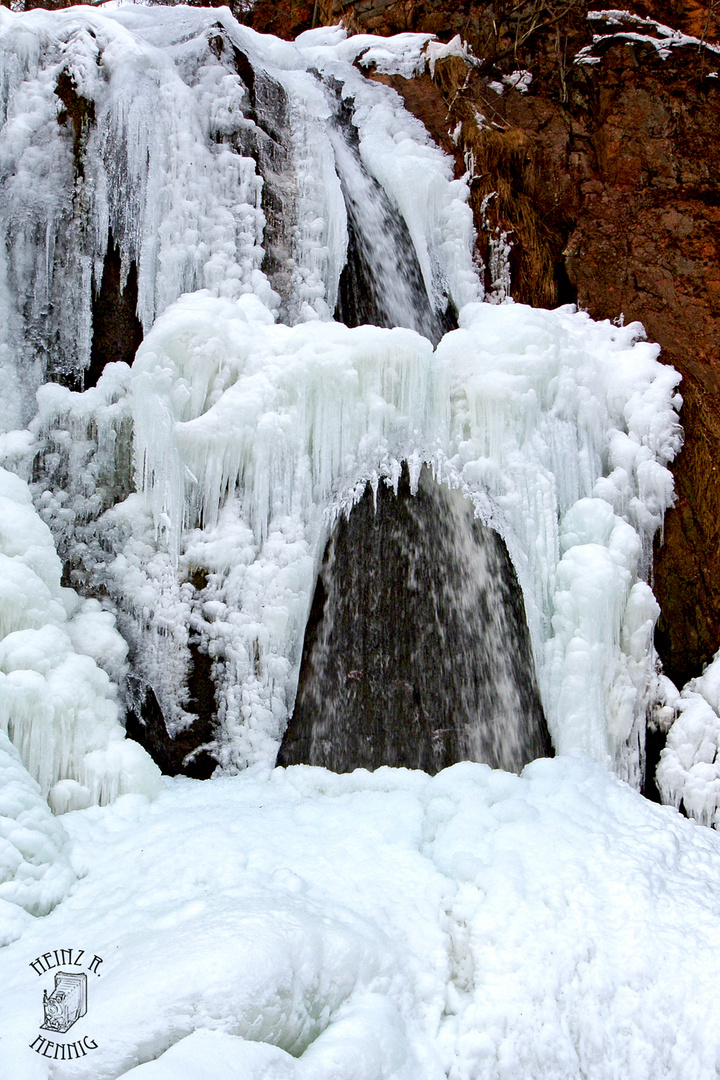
[119,295,678,786]
[2,12,720,1080]
[0,7,683,805]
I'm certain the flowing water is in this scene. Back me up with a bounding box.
[328,94,456,344]
[280,464,551,773]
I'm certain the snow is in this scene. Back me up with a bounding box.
[2,756,720,1079]
[576,9,720,65]
[355,31,436,80]
[502,70,533,93]
[295,26,471,84]
[424,35,474,79]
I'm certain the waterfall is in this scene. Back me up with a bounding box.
[327,93,456,343]
[279,464,550,774]
[0,6,681,809]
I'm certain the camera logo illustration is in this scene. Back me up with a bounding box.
[42,970,87,1033]
[29,949,102,1061]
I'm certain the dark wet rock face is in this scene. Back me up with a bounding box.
[125,662,219,781]
[279,465,551,774]
[87,232,144,390]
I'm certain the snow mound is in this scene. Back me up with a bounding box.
[1,757,720,1079]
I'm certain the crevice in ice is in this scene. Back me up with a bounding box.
[54,68,95,181]
[87,230,144,390]
[9,293,680,786]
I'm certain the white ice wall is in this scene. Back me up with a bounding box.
[128,295,680,780]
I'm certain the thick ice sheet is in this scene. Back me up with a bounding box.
[1,757,720,1079]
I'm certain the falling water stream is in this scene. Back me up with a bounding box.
[279,464,551,773]
[260,72,550,774]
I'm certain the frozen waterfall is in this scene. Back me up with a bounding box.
[0,6,682,810]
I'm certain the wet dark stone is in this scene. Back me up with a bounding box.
[125,641,219,780]
[278,464,552,774]
[335,212,458,342]
[55,69,95,178]
[86,231,144,388]
[330,99,457,345]
[642,723,668,804]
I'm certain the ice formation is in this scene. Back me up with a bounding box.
[0,7,476,425]
[0,6,718,1079]
[122,295,679,782]
[576,9,720,65]
[656,655,720,827]
[0,466,162,811]
[0,730,74,945]
[0,4,682,795]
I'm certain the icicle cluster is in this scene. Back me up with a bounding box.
[0,8,477,427]
[0,729,75,939]
[0,467,162,811]
[127,296,680,779]
[656,657,720,826]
